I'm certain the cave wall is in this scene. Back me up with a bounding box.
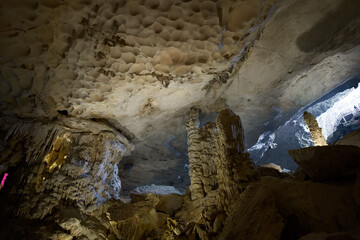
[0,117,134,222]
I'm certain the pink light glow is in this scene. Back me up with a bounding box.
[0,173,8,190]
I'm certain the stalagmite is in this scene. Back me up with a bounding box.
[185,108,206,200]
[180,108,258,236]
[214,109,259,213]
[303,111,327,146]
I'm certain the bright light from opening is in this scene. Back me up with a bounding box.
[316,83,360,139]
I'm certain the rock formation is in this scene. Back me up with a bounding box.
[178,108,258,238]
[219,176,360,240]
[214,109,258,212]
[1,107,360,240]
[0,0,360,239]
[303,111,327,146]
[335,128,360,148]
[0,116,134,238]
[288,145,360,181]
[186,108,218,201]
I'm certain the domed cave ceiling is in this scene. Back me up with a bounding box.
[0,0,360,239]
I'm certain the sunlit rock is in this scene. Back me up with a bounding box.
[258,163,286,178]
[303,111,327,146]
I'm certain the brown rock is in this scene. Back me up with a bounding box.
[218,182,284,240]
[288,145,360,181]
[258,166,284,178]
[155,194,184,216]
[221,177,359,240]
[215,109,258,212]
[216,109,246,154]
[303,111,327,146]
[261,163,282,172]
[335,129,360,148]
[353,173,360,206]
[298,231,360,240]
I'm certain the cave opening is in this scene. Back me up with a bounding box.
[249,75,360,170]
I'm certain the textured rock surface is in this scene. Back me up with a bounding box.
[0,117,133,219]
[155,194,184,216]
[303,111,327,146]
[0,116,135,239]
[0,0,276,139]
[215,109,258,212]
[219,176,360,240]
[178,108,258,238]
[218,184,285,240]
[224,0,360,144]
[186,108,218,201]
[1,0,358,165]
[288,145,360,181]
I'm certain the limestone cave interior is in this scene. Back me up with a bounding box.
[0,0,360,239]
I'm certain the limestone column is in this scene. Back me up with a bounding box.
[215,109,258,213]
[303,111,327,146]
[186,108,205,200]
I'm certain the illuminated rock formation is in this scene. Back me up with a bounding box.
[215,109,258,213]
[0,117,134,221]
[303,111,327,146]
[181,108,258,238]
[183,108,219,224]
[185,108,218,201]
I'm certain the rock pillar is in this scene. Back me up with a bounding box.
[303,111,327,146]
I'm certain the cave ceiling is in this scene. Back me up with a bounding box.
[1,0,360,183]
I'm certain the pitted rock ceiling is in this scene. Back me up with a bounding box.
[0,0,274,136]
[1,0,360,191]
[1,0,360,142]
